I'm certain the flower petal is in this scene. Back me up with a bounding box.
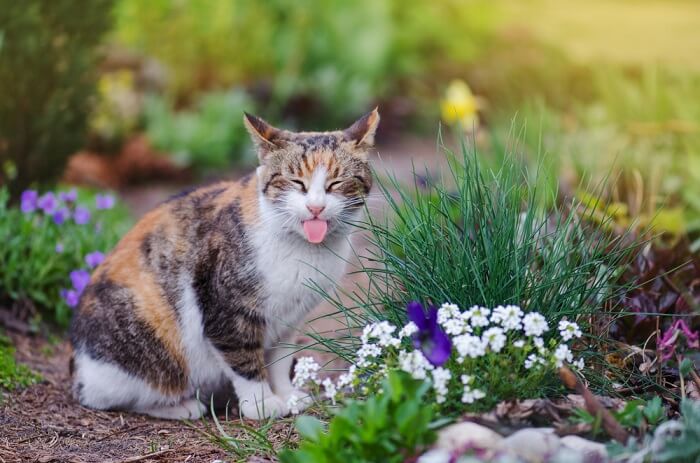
[423,328,452,366]
[407,301,428,330]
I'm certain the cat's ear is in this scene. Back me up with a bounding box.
[243,112,284,159]
[343,107,380,148]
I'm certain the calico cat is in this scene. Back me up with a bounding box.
[70,109,379,420]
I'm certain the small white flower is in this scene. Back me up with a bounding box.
[461,374,474,385]
[356,343,382,367]
[524,353,545,370]
[337,365,356,389]
[558,320,583,341]
[398,350,434,380]
[322,377,338,405]
[398,321,418,338]
[533,336,545,351]
[431,367,452,404]
[461,386,486,404]
[466,305,491,328]
[437,303,461,324]
[522,312,549,337]
[491,305,523,331]
[513,339,526,348]
[575,357,585,370]
[292,356,320,387]
[482,327,507,353]
[287,394,301,415]
[554,344,574,367]
[361,321,400,347]
[442,317,468,336]
[453,334,487,360]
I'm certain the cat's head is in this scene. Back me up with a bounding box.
[244,109,379,244]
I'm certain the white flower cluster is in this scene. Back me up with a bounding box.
[291,308,585,411]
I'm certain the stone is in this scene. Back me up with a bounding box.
[560,435,609,460]
[435,421,504,452]
[499,428,561,462]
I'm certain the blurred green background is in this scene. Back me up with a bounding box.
[1,0,700,246]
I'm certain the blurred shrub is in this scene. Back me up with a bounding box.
[0,1,115,197]
[143,89,256,171]
[89,70,142,149]
[113,0,495,127]
[0,187,131,327]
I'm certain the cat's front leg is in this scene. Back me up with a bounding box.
[221,348,288,420]
[266,334,313,412]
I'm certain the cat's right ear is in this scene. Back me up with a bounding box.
[243,113,284,160]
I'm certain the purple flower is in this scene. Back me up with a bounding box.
[37,192,58,214]
[73,206,91,225]
[52,207,70,225]
[407,301,452,366]
[60,289,80,308]
[659,319,700,362]
[70,269,91,294]
[55,243,64,253]
[84,251,105,268]
[95,194,115,210]
[59,188,78,203]
[20,190,38,213]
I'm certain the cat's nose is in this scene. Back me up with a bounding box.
[307,205,325,217]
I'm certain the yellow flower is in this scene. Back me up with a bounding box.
[440,80,481,130]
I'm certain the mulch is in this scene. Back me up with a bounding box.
[1,332,236,463]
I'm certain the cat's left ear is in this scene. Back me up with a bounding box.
[243,112,285,160]
[344,107,380,148]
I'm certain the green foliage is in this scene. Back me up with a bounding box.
[0,0,115,196]
[654,400,700,463]
[0,187,131,326]
[279,371,438,463]
[0,332,40,393]
[113,0,495,127]
[142,89,257,171]
[312,138,638,377]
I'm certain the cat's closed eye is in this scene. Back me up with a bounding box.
[325,179,344,192]
[290,179,307,193]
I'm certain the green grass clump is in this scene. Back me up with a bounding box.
[310,137,639,400]
[0,332,40,394]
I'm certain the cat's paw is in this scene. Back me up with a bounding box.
[239,394,288,420]
[282,390,314,414]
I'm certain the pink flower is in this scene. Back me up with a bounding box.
[659,319,699,362]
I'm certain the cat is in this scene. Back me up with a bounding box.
[69,109,379,420]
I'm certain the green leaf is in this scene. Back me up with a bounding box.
[295,415,324,442]
[643,396,664,426]
[680,358,693,378]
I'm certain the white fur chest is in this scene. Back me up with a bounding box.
[252,226,350,346]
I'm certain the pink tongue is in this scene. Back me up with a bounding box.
[303,219,328,243]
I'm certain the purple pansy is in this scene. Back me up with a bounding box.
[407,300,452,366]
[659,319,700,361]
[60,289,80,308]
[95,194,115,210]
[59,188,78,202]
[52,207,70,225]
[37,192,58,214]
[84,251,105,268]
[73,206,91,225]
[70,269,91,294]
[20,190,38,213]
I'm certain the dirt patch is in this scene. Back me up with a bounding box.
[1,333,236,463]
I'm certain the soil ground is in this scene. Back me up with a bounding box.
[1,137,447,463]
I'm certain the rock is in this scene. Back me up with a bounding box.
[499,428,561,462]
[560,435,608,460]
[417,449,451,463]
[435,421,504,452]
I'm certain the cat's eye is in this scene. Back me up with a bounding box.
[326,180,343,192]
[290,179,307,192]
